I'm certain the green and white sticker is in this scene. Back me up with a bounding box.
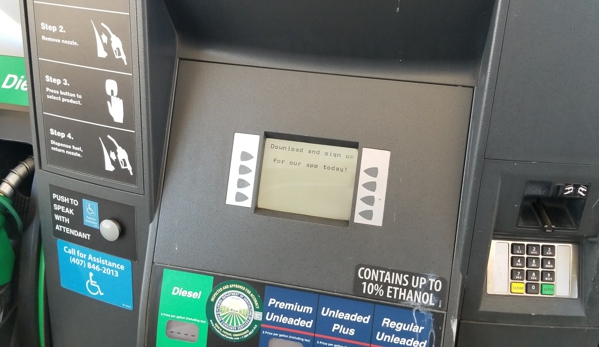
[157,269,214,347]
[206,280,263,342]
[0,55,28,107]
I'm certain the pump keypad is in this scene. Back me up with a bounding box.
[487,240,578,298]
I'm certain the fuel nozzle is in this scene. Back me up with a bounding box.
[0,156,34,286]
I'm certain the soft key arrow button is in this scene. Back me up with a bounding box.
[353,148,391,226]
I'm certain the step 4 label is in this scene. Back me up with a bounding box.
[260,286,319,347]
[315,295,374,347]
[57,239,132,310]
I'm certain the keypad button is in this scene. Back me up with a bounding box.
[527,244,540,255]
[511,243,525,255]
[541,284,555,295]
[511,282,525,294]
[542,258,555,269]
[511,269,524,281]
[542,271,555,282]
[527,257,540,268]
[542,245,555,256]
[526,270,540,281]
[526,283,540,294]
[511,256,525,268]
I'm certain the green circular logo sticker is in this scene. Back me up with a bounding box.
[206,280,263,342]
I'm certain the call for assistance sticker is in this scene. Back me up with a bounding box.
[206,280,263,342]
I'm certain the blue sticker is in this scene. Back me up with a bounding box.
[370,304,433,347]
[260,286,319,347]
[57,239,133,310]
[82,199,99,229]
[315,295,374,347]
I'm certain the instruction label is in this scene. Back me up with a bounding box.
[32,0,139,185]
[353,265,447,310]
[57,239,132,309]
[260,286,319,347]
[157,269,214,346]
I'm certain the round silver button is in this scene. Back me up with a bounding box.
[99,219,121,242]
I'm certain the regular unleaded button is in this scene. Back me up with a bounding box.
[511,256,525,268]
[527,244,540,255]
[527,257,540,268]
[526,283,540,294]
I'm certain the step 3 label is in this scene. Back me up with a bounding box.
[57,239,132,310]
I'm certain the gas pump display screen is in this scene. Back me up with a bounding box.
[257,138,359,221]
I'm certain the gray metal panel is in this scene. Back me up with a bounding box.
[485,0,599,164]
[155,61,473,300]
[0,109,31,144]
[457,321,599,347]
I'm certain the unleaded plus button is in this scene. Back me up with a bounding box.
[511,282,525,294]
[512,256,525,268]
[541,283,555,295]
[526,283,540,294]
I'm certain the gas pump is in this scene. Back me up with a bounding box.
[3,0,599,346]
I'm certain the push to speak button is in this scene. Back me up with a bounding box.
[511,282,525,294]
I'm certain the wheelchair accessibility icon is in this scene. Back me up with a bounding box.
[86,272,104,296]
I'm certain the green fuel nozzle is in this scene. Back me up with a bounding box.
[0,196,16,286]
[0,156,34,286]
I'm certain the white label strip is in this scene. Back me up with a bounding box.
[353,148,391,226]
[225,133,260,207]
